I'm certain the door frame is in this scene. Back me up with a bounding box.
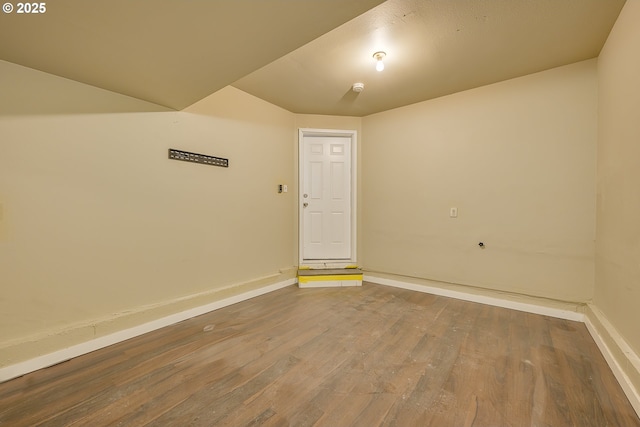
[298,128,357,267]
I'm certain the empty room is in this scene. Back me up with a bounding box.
[1,0,639,425]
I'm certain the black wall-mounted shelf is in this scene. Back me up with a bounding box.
[168,149,228,168]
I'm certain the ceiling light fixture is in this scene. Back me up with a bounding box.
[373,51,386,72]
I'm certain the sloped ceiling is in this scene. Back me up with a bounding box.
[0,0,386,110]
[0,0,626,116]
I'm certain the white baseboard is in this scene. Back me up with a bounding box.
[584,305,640,417]
[0,278,296,383]
[364,274,584,321]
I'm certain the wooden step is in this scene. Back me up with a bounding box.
[297,268,363,288]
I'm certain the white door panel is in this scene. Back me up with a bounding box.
[301,134,352,260]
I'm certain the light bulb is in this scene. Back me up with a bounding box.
[373,51,386,72]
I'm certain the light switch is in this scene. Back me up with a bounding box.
[450,207,458,218]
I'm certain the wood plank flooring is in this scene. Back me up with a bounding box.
[0,283,638,426]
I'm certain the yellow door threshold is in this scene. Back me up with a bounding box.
[297,268,363,288]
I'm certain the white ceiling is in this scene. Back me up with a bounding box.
[0,0,626,116]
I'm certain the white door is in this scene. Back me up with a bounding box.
[300,132,354,261]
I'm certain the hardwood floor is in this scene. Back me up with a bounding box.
[1,283,638,426]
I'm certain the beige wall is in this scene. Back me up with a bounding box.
[596,0,640,360]
[361,60,597,302]
[0,62,296,366]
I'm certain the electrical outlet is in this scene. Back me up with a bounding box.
[450,207,458,218]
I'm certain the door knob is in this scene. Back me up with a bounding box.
[303,203,308,208]
[303,194,308,198]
